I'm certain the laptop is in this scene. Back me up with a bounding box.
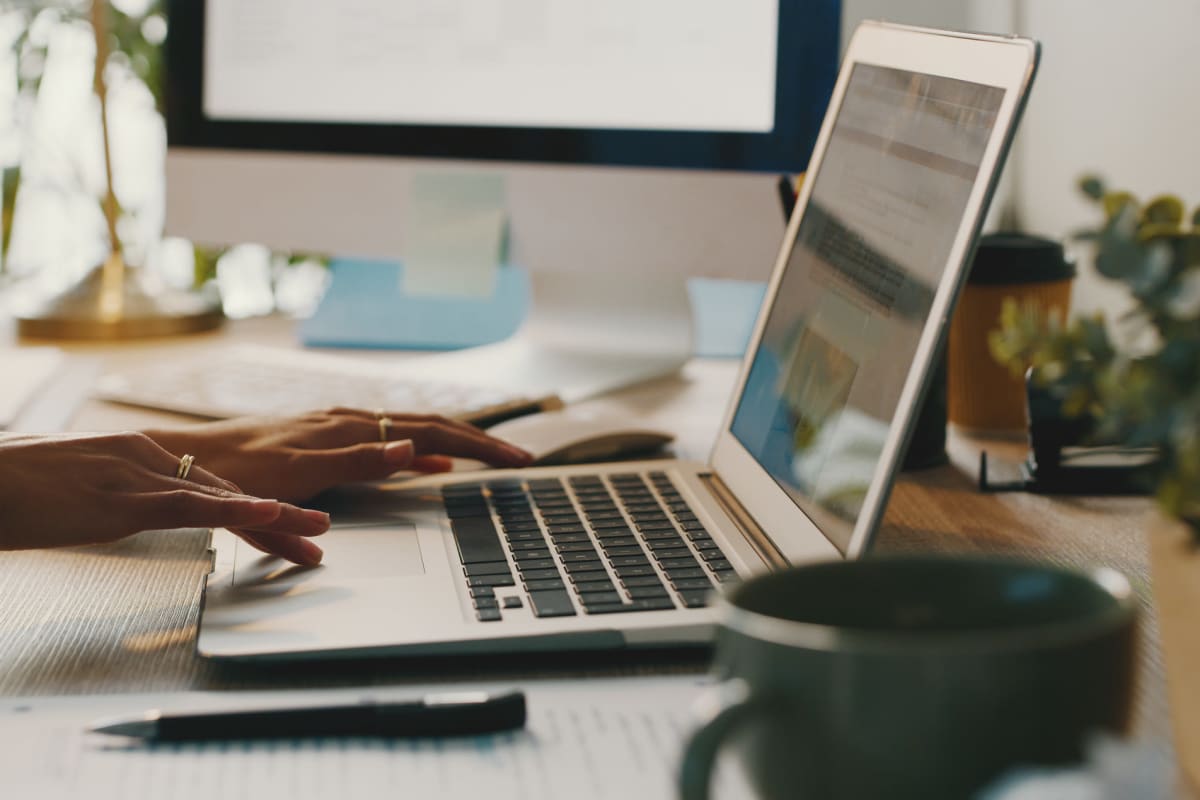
[197,22,1040,661]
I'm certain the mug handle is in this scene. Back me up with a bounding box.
[679,679,771,800]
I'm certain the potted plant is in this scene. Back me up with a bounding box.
[990,176,1200,789]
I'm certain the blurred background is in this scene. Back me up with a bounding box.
[2,0,1198,322]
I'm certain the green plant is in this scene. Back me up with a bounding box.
[990,176,1200,529]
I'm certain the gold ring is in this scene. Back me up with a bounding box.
[176,453,196,481]
[378,417,392,443]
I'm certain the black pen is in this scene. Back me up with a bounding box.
[89,690,526,741]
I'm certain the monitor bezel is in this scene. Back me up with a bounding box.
[164,0,839,173]
[710,21,1040,564]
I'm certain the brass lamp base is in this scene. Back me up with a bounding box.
[15,258,223,340]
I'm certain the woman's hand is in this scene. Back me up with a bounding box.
[0,432,330,564]
[142,408,534,504]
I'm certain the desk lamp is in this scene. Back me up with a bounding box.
[15,1,221,339]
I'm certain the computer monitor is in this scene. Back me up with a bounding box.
[162,1,840,397]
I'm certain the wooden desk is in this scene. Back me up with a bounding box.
[0,317,1169,750]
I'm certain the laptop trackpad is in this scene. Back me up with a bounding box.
[233,524,425,585]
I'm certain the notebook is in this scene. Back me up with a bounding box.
[197,22,1039,662]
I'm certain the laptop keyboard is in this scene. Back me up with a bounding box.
[443,472,738,622]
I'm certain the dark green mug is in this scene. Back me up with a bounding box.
[680,557,1137,800]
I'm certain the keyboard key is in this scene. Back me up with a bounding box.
[664,566,708,581]
[608,555,651,568]
[680,520,708,532]
[597,535,639,549]
[547,524,587,535]
[543,514,582,526]
[501,521,541,533]
[573,579,617,593]
[524,578,566,591]
[693,540,723,551]
[528,590,577,618]
[534,498,573,510]
[512,557,555,571]
[505,530,545,542]
[658,557,700,571]
[679,591,712,609]
[560,551,604,564]
[641,528,682,540]
[564,564,609,579]
[518,568,562,582]
[472,596,499,609]
[613,564,659,578]
[502,596,523,609]
[584,598,675,615]
[714,569,740,583]
[510,540,551,552]
[626,585,670,600]
[450,517,506,565]
[620,575,666,588]
[468,574,516,588]
[603,545,645,558]
[592,522,634,534]
[584,510,624,521]
[468,586,496,599]
[476,608,502,622]
[646,540,688,553]
[513,547,553,561]
[671,578,715,591]
[547,532,591,544]
[555,542,599,553]
[704,555,734,568]
[579,591,623,606]
[463,562,512,577]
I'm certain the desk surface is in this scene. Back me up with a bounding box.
[0,316,1169,747]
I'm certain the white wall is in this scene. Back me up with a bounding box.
[1007,0,1200,316]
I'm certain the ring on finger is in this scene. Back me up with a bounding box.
[175,453,196,481]
[378,417,393,443]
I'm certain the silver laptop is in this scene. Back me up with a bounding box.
[197,22,1039,661]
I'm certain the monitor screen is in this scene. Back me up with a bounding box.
[204,1,777,134]
[166,0,839,172]
[730,63,1006,554]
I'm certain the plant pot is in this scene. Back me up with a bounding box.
[1147,510,1200,791]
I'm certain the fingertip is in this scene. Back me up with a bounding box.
[503,445,535,465]
[411,455,454,474]
[383,439,415,467]
[300,508,332,534]
[297,539,324,566]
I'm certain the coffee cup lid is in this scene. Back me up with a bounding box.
[969,232,1075,286]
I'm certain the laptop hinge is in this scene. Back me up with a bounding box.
[699,473,790,570]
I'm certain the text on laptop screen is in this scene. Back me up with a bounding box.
[731,64,1005,554]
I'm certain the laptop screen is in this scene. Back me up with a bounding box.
[730,63,1005,554]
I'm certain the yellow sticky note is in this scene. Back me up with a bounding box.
[402,172,507,297]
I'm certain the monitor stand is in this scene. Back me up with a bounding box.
[410,269,692,402]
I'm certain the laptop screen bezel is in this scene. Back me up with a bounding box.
[709,21,1039,565]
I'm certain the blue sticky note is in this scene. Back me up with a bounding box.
[299,261,766,358]
[688,278,767,358]
[299,259,528,350]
